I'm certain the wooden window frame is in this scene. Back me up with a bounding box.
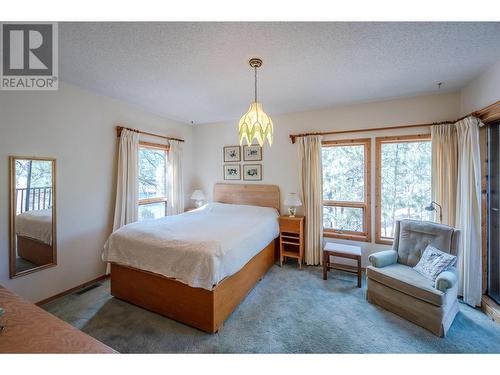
[322,138,371,242]
[375,134,431,245]
[138,141,169,212]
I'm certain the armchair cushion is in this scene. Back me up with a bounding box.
[368,250,398,268]
[434,267,458,292]
[396,220,456,267]
[366,263,445,306]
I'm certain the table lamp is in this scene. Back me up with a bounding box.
[191,190,206,208]
[285,193,302,217]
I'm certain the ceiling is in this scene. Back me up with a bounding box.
[59,22,500,124]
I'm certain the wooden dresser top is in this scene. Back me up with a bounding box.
[0,285,116,354]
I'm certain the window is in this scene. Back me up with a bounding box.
[138,141,168,220]
[375,135,432,244]
[322,138,371,242]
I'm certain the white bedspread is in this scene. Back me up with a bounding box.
[103,202,279,290]
[15,209,53,245]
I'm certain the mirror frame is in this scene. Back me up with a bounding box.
[9,156,57,279]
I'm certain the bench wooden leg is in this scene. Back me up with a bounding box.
[322,251,328,280]
[357,256,362,288]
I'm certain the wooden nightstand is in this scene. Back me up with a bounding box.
[278,216,305,268]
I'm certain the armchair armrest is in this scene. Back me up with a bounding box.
[368,250,397,268]
[434,267,458,292]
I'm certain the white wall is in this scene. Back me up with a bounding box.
[0,82,194,302]
[460,60,500,115]
[192,92,461,266]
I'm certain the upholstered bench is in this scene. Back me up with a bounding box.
[323,243,362,288]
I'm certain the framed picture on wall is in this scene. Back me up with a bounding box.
[223,164,241,180]
[243,164,262,181]
[243,145,262,161]
[223,146,241,162]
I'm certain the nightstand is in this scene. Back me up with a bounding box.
[184,207,196,212]
[278,216,305,268]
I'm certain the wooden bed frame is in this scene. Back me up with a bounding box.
[110,183,281,333]
[17,235,54,266]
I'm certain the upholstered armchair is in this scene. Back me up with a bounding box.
[366,219,460,337]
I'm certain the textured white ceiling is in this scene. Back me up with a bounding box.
[59,22,500,124]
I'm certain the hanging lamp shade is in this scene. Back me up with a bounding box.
[238,58,273,147]
[238,102,274,147]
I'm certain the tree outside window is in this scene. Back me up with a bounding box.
[322,138,371,242]
[376,135,432,244]
[138,142,168,220]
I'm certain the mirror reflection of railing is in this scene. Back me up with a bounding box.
[15,187,52,214]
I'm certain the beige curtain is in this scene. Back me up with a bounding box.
[108,129,139,274]
[431,123,458,225]
[167,140,184,215]
[298,135,323,265]
[455,117,482,307]
[112,129,139,230]
[431,116,482,307]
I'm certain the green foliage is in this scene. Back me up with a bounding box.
[323,206,363,232]
[321,140,432,235]
[138,147,166,200]
[15,159,53,213]
[322,145,364,231]
[322,145,364,201]
[380,141,432,237]
[15,159,52,188]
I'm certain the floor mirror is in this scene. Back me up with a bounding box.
[9,156,57,278]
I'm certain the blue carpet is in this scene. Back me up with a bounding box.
[42,264,500,353]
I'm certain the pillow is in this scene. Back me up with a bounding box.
[413,245,457,281]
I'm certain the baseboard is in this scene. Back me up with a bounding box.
[35,274,109,306]
[481,295,500,325]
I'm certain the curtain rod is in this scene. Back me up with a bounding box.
[116,125,185,143]
[289,100,500,144]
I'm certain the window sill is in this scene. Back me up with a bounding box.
[323,230,370,243]
[139,197,168,205]
[375,237,393,245]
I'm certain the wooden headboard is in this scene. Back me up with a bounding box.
[213,183,280,211]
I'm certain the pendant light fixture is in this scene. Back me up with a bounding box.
[238,58,273,147]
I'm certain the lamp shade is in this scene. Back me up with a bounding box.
[284,193,302,207]
[238,102,273,147]
[191,190,205,201]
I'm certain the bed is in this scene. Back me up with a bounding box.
[103,183,280,333]
[15,209,54,266]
